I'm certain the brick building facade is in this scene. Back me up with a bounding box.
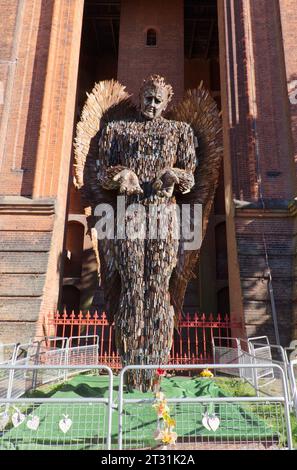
[0,0,296,346]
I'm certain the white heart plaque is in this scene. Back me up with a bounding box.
[12,411,25,428]
[202,412,212,431]
[27,415,40,431]
[59,415,72,434]
[208,414,220,432]
[0,411,10,431]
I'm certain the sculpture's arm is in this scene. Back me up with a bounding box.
[97,126,143,195]
[153,167,194,196]
[172,124,197,194]
[153,124,197,197]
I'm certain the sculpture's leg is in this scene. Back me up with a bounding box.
[115,204,178,391]
[114,237,146,384]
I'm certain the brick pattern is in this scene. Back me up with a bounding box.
[225,0,295,201]
[32,0,84,340]
[279,0,297,338]
[0,201,53,343]
[219,0,297,344]
[235,211,296,344]
[1,323,37,344]
[0,299,42,323]
[0,0,84,344]
[249,0,296,200]
[0,231,52,251]
[279,0,297,167]
[0,0,54,195]
[117,0,184,104]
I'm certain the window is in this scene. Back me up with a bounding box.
[146,29,157,46]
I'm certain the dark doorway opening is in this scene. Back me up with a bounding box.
[183,1,228,317]
[63,0,228,317]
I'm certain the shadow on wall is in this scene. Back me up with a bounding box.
[21,0,54,196]
[60,246,99,314]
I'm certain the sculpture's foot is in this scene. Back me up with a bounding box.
[125,369,162,393]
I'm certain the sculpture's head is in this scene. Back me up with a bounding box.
[139,74,174,120]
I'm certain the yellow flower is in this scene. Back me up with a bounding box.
[152,400,170,418]
[200,368,213,378]
[160,429,178,445]
[162,413,176,428]
[155,392,165,401]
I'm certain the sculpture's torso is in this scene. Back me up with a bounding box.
[101,117,194,201]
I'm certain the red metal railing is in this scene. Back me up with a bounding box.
[47,311,240,369]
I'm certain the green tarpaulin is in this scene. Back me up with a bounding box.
[0,375,279,450]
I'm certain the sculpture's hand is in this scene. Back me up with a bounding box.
[113,169,143,196]
[153,168,179,197]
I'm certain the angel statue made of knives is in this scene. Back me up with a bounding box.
[74,74,222,391]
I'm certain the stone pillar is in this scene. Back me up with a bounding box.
[278,0,297,339]
[218,0,297,344]
[279,0,297,167]
[0,0,84,343]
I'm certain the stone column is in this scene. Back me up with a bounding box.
[278,0,297,339]
[0,0,84,343]
[218,0,297,344]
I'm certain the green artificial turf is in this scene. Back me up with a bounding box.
[0,374,280,450]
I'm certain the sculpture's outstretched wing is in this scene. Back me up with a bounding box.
[167,83,223,320]
[74,79,137,206]
[73,80,137,323]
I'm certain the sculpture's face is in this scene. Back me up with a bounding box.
[140,86,168,119]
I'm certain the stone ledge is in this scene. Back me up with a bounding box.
[234,198,297,218]
[0,196,55,215]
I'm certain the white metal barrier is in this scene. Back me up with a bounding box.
[212,336,292,392]
[0,361,295,450]
[64,336,99,380]
[118,364,293,450]
[211,337,241,376]
[66,335,99,366]
[212,335,297,413]
[0,365,113,450]
[287,340,297,361]
[0,336,100,399]
[247,337,275,386]
[288,359,297,417]
[1,342,38,402]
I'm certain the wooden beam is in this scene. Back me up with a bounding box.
[110,18,117,58]
[92,18,101,54]
[189,19,197,59]
[205,19,215,59]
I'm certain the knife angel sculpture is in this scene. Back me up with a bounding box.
[74,75,222,390]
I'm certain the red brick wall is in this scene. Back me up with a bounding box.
[279,0,297,167]
[0,0,84,344]
[219,0,297,344]
[0,200,54,343]
[0,0,54,196]
[68,185,84,214]
[249,0,295,201]
[117,0,184,104]
[222,0,295,202]
[278,1,297,338]
[235,213,295,344]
